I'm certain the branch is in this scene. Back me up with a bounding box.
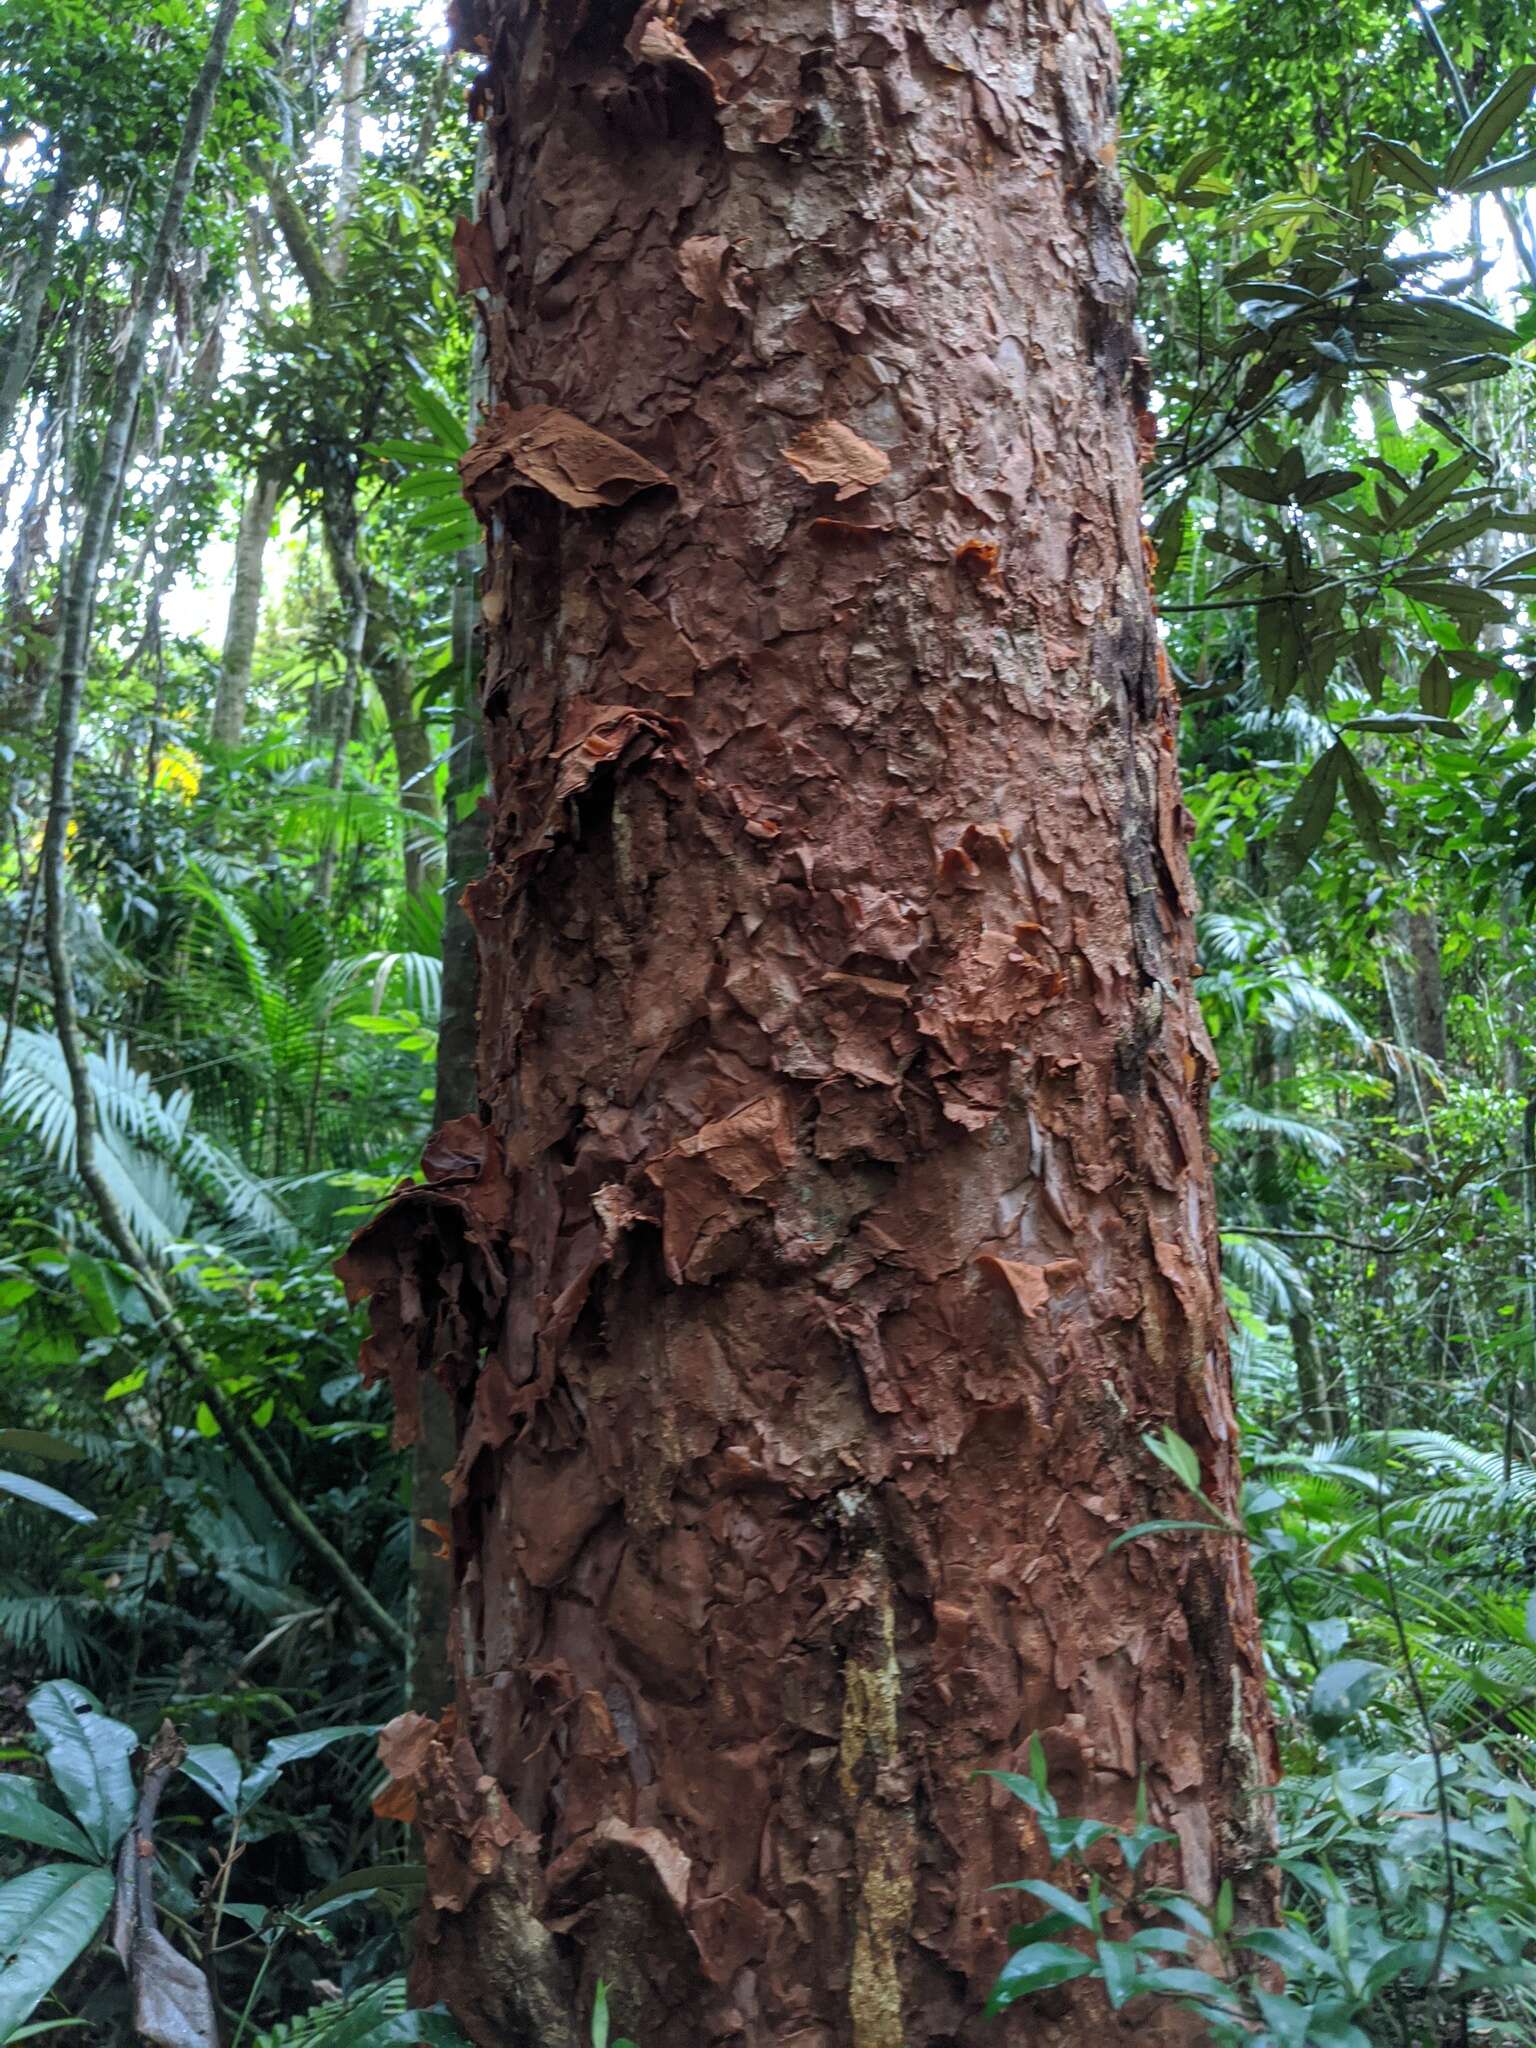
[256,159,334,304]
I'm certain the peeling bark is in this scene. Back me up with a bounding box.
[345,2,1275,2041]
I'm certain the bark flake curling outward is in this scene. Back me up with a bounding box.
[342,0,1278,2041]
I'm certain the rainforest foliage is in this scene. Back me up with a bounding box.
[4,0,1536,2042]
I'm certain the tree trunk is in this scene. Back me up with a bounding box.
[331,0,369,272]
[363,602,440,900]
[344,4,1275,2042]
[0,154,72,458]
[211,472,279,747]
[409,559,488,1717]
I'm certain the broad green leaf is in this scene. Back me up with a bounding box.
[1419,654,1453,719]
[1461,144,1536,193]
[978,1770,1057,1819]
[1143,1426,1202,1494]
[180,1745,244,1815]
[999,1878,1099,1932]
[0,1864,114,2042]
[1096,1939,1141,2011]
[986,1940,1095,2013]
[1131,1964,1239,2005]
[1362,133,1441,196]
[26,1684,137,1859]
[1389,451,1477,531]
[406,384,469,456]
[1214,463,1288,505]
[1336,745,1397,871]
[297,1865,426,1917]
[239,1724,376,1810]
[0,1472,95,1524]
[1116,1821,1177,1873]
[0,1779,98,1862]
[1037,1814,1114,1861]
[1310,1657,1388,1729]
[1296,467,1361,505]
[1252,1987,1313,2048]
[1445,64,1536,186]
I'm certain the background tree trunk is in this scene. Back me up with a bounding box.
[361,595,441,899]
[211,472,279,748]
[331,0,369,273]
[0,153,72,457]
[346,3,1276,2042]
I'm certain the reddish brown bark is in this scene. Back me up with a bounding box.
[342,2,1276,2042]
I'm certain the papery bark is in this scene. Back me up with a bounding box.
[346,1,1276,2041]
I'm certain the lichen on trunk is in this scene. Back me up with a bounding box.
[342,1,1277,2040]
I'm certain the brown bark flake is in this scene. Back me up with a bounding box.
[344,2,1277,2043]
[459,403,674,515]
[782,420,894,501]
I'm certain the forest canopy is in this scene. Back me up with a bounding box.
[4,0,1536,2043]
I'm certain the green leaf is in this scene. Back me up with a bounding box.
[407,384,469,456]
[979,1770,1058,1820]
[1252,1987,1313,2048]
[1116,1821,1177,1873]
[1131,1965,1239,2005]
[1037,1814,1115,1862]
[1096,1939,1141,2011]
[180,1745,244,1816]
[239,1725,376,1811]
[1446,64,1536,186]
[65,1252,118,1337]
[0,1471,95,1524]
[297,1865,426,1917]
[1335,745,1397,871]
[26,1684,137,1860]
[1339,712,1463,738]
[1214,463,1288,505]
[1001,1879,1099,1933]
[1388,451,1477,531]
[1296,468,1362,505]
[1309,1657,1388,1729]
[1107,1518,1230,1553]
[0,1779,98,1862]
[1461,144,1536,192]
[0,1864,114,2042]
[1419,654,1453,719]
[986,1941,1095,2013]
[1143,1426,1202,1495]
[1363,134,1442,196]
[1170,144,1227,201]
